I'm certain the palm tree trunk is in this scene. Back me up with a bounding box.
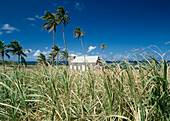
[81,38,86,71]
[102,50,104,61]
[52,29,56,67]
[62,23,67,65]
[2,56,5,70]
[18,55,20,64]
[80,38,85,62]
[57,53,59,65]
[18,55,20,69]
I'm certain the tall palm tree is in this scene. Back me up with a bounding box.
[60,50,68,65]
[37,53,48,66]
[48,45,60,65]
[56,6,70,65]
[8,40,30,64]
[0,41,10,69]
[41,11,58,66]
[74,27,85,61]
[101,44,106,61]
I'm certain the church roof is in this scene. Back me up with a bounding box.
[71,56,99,63]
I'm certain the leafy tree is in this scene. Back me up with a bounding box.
[60,50,68,65]
[74,27,86,61]
[56,6,70,65]
[37,53,48,66]
[41,11,58,66]
[8,40,30,65]
[0,41,10,69]
[48,45,60,65]
[101,44,106,60]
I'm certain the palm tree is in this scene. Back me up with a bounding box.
[48,45,60,65]
[101,44,106,60]
[0,41,10,69]
[41,11,58,66]
[60,50,68,65]
[8,40,30,64]
[56,6,70,65]
[37,53,48,66]
[74,27,85,62]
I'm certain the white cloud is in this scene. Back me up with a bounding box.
[131,48,139,52]
[110,52,113,54]
[0,32,2,35]
[62,48,65,51]
[30,23,35,26]
[74,2,85,11]
[45,47,48,50]
[35,15,42,19]
[91,52,94,55]
[1,24,20,32]
[87,46,96,52]
[6,31,12,33]
[76,52,82,56]
[165,41,170,45]
[33,50,41,56]
[113,54,123,61]
[42,50,50,56]
[26,17,36,21]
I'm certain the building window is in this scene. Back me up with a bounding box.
[78,66,81,70]
[70,65,72,69]
[74,66,77,70]
[82,65,85,71]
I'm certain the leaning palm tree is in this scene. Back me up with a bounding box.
[60,50,68,65]
[37,53,48,66]
[0,41,10,69]
[56,6,70,65]
[101,44,106,61]
[74,27,86,62]
[48,45,60,65]
[41,11,58,66]
[8,40,30,65]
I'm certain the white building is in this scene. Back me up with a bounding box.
[69,55,101,71]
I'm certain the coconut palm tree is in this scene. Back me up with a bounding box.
[56,6,70,65]
[37,53,48,66]
[8,40,30,64]
[41,11,58,66]
[101,44,106,60]
[74,27,86,61]
[0,41,10,69]
[60,50,68,65]
[48,45,60,65]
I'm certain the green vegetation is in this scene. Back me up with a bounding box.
[0,40,30,69]
[56,6,70,65]
[60,50,69,64]
[74,27,86,62]
[48,45,61,66]
[0,41,10,69]
[37,53,48,66]
[7,40,30,65]
[0,54,169,121]
[41,7,70,66]
[0,5,169,121]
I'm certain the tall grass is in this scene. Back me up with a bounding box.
[0,54,169,121]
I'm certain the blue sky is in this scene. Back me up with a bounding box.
[0,0,170,61]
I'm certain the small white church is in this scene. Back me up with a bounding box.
[69,54,101,71]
